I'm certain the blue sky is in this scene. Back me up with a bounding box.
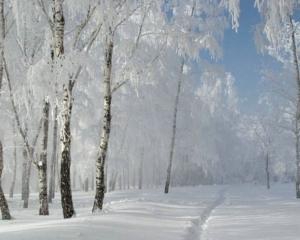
[221,0,278,113]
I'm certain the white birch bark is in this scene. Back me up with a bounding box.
[52,0,75,218]
[290,16,300,198]
[48,105,58,203]
[60,81,75,218]
[0,0,4,93]
[0,142,11,220]
[93,34,114,212]
[53,0,65,59]
[9,124,17,198]
[38,98,50,215]
[0,0,11,220]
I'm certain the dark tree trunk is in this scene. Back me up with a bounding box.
[290,17,300,199]
[38,99,50,215]
[266,152,270,190]
[84,178,89,192]
[0,141,11,220]
[60,81,75,218]
[165,60,184,194]
[9,130,17,198]
[138,149,144,190]
[23,149,33,209]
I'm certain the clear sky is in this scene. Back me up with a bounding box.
[221,0,278,113]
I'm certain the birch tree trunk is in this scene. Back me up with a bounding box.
[53,0,65,59]
[265,152,270,190]
[0,0,11,220]
[49,105,58,203]
[290,17,300,198]
[138,148,144,190]
[52,0,76,218]
[9,129,17,198]
[60,81,75,218]
[23,149,33,208]
[296,120,300,197]
[0,141,11,220]
[92,36,114,212]
[38,99,50,215]
[84,178,89,192]
[164,60,184,194]
[0,0,4,92]
[21,147,27,200]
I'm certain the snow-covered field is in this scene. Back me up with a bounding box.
[0,184,300,240]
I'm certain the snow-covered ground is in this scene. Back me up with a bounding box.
[0,184,299,240]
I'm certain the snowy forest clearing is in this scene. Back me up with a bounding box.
[0,184,299,240]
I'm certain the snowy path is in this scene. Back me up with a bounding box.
[201,184,300,240]
[1,185,300,240]
[185,189,225,240]
[0,186,223,240]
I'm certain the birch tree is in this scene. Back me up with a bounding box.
[38,98,50,215]
[0,0,11,220]
[92,0,167,211]
[164,0,240,193]
[255,0,300,198]
[0,141,11,220]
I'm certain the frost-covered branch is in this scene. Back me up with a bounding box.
[73,5,97,49]
[37,0,54,31]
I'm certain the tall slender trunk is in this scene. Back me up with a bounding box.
[23,148,33,208]
[84,178,89,192]
[91,170,95,191]
[49,105,58,203]
[290,17,300,198]
[105,162,108,193]
[0,2,10,219]
[93,36,114,212]
[127,161,130,189]
[9,128,17,198]
[265,152,270,190]
[164,60,184,194]
[21,147,27,200]
[53,0,75,218]
[138,148,144,190]
[38,99,50,215]
[0,141,11,220]
[60,81,75,218]
[0,0,4,92]
[53,0,65,59]
[296,120,300,197]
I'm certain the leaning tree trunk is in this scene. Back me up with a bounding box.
[290,17,300,199]
[296,120,300,198]
[164,60,184,194]
[38,99,50,215]
[92,36,114,212]
[0,1,10,220]
[60,81,75,218]
[0,0,4,92]
[49,105,58,203]
[0,141,11,220]
[9,130,17,198]
[265,152,270,190]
